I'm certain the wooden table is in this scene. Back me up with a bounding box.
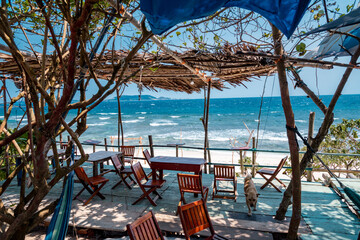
[86,151,122,176]
[150,156,205,181]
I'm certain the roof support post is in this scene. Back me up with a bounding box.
[203,80,211,173]
[271,24,301,240]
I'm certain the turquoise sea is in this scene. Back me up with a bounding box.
[2,94,360,151]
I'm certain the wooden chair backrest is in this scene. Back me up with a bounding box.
[214,165,235,179]
[177,173,203,194]
[127,211,164,240]
[143,149,152,165]
[132,162,147,183]
[274,156,288,175]
[111,155,124,172]
[178,199,215,238]
[121,146,135,157]
[74,167,91,185]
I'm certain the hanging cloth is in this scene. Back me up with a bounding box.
[45,146,75,240]
[140,0,311,38]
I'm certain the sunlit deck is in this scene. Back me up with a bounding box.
[2,162,359,239]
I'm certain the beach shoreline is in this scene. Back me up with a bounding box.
[82,145,296,180]
[83,145,287,165]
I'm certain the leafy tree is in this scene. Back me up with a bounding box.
[0,0,358,239]
[0,1,153,239]
[0,125,29,180]
[318,119,360,177]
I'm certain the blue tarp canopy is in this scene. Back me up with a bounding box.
[140,0,311,38]
[304,7,360,35]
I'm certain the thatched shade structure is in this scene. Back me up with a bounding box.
[0,45,276,92]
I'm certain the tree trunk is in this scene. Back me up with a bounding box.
[9,223,28,240]
[275,43,360,221]
[272,25,301,239]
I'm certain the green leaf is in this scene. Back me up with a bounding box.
[149,67,159,72]
[296,42,306,55]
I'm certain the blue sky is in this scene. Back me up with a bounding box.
[2,1,360,100]
[104,61,360,99]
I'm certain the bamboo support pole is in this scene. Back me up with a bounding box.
[104,138,109,164]
[251,137,256,177]
[307,112,315,182]
[104,138,108,151]
[240,150,244,175]
[59,134,63,147]
[204,81,211,174]
[149,135,154,157]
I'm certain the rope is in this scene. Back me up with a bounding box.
[287,125,360,214]
[255,73,269,150]
[286,125,344,188]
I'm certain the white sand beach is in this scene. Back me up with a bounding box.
[82,145,294,180]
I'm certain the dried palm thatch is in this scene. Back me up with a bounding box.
[0,44,276,93]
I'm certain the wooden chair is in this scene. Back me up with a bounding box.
[177,173,209,207]
[178,199,228,240]
[143,149,152,165]
[121,145,135,163]
[256,156,288,192]
[126,211,164,240]
[110,155,136,189]
[131,162,166,206]
[212,165,237,201]
[73,167,109,205]
[143,149,158,178]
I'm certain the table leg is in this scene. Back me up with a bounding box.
[152,169,157,180]
[93,163,98,176]
[100,162,104,174]
[159,170,164,181]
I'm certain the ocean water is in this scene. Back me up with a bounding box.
[3,94,360,151]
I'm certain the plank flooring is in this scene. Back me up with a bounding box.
[1,162,359,239]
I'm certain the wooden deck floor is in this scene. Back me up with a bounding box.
[1,163,359,239]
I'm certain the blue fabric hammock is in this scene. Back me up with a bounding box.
[45,147,75,240]
[140,0,311,38]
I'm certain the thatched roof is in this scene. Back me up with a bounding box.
[0,45,276,93]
